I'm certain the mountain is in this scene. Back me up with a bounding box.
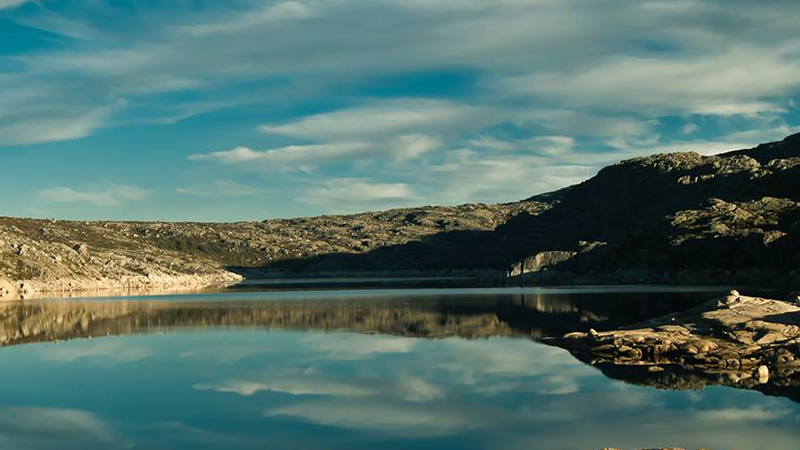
[1,133,798,299]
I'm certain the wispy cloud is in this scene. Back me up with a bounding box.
[176,180,267,197]
[3,0,800,151]
[37,184,149,207]
[259,99,485,140]
[298,178,417,211]
[184,1,317,36]
[0,0,31,11]
[499,45,800,116]
[188,143,373,171]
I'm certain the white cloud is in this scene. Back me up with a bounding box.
[260,99,486,140]
[37,184,149,207]
[298,178,417,210]
[0,102,112,147]
[0,0,31,11]
[190,100,452,170]
[188,143,372,171]
[519,110,657,138]
[681,123,699,135]
[2,0,799,153]
[423,149,596,204]
[501,45,800,116]
[388,134,442,160]
[468,135,576,156]
[184,1,316,36]
[176,180,267,197]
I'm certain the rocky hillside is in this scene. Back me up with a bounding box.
[244,133,800,284]
[1,133,798,299]
[499,132,800,284]
[0,201,548,299]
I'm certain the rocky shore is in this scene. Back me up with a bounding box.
[548,292,800,391]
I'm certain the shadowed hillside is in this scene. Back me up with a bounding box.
[497,132,800,283]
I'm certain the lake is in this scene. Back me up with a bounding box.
[0,285,798,450]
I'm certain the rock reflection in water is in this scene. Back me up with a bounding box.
[0,290,707,348]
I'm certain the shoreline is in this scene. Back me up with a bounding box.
[0,271,242,301]
[3,265,795,301]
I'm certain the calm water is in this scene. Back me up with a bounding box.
[1,286,798,450]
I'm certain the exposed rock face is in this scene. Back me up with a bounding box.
[501,133,800,284]
[507,251,578,276]
[548,294,800,394]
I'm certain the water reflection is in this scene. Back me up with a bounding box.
[0,289,713,347]
[1,330,799,450]
[3,288,800,450]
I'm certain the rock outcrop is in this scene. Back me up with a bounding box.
[548,292,800,395]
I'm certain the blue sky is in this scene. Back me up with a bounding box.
[1,0,799,221]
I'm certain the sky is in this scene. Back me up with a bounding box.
[1,0,799,222]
